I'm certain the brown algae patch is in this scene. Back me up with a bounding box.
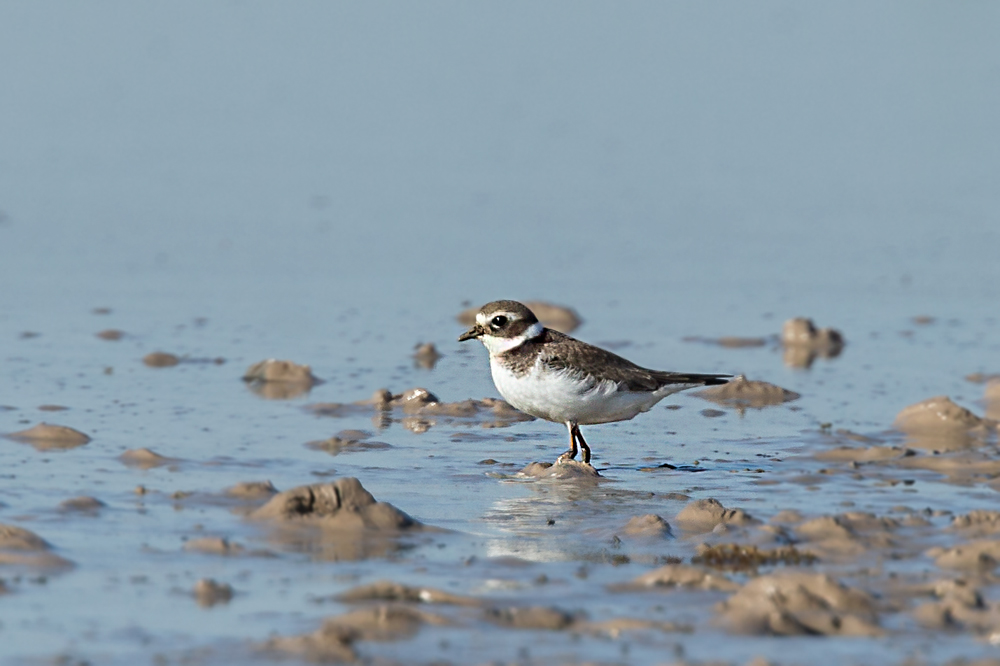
[694,376,800,409]
[5,423,91,450]
[692,544,817,572]
[716,572,881,636]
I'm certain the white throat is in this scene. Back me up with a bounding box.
[480,321,544,356]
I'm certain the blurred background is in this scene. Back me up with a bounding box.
[2,2,997,337]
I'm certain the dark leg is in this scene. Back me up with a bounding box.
[572,424,592,464]
[556,421,579,463]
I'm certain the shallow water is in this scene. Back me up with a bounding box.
[2,3,1000,665]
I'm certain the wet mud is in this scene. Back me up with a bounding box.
[4,313,1000,665]
[306,386,535,433]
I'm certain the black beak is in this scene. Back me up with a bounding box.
[458,324,483,342]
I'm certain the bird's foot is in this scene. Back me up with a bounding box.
[555,450,577,465]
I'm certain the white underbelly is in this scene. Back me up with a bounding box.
[489,358,683,425]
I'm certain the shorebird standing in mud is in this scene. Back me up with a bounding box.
[459,300,730,464]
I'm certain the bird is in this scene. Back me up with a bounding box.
[459,300,730,464]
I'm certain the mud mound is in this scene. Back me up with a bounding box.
[674,498,756,533]
[484,605,576,630]
[793,513,899,558]
[247,478,424,561]
[335,580,481,606]
[716,572,881,636]
[119,448,178,469]
[927,540,1000,571]
[307,388,533,430]
[519,460,602,480]
[0,523,74,569]
[184,536,246,556]
[262,604,450,662]
[412,342,442,369]
[895,396,994,434]
[619,564,739,592]
[694,376,799,408]
[224,481,278,499]
[781,317,845,368]
[621,514,672,537]
[243,359,320,399]
[193,578,234,607]
[58,496,105,514]
[306,430,391,456]
[912,579,1000,634]
[815,445,913,463]
[143,351,180,367]
[5,423,91,450]
[250,477,418,531]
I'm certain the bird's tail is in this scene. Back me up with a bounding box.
[653,372,731,388]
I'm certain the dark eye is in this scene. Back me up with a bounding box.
[490,315,508,329]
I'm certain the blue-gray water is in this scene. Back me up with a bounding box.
[2,3,999,664]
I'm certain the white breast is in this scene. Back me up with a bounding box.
[489,356,687,425]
